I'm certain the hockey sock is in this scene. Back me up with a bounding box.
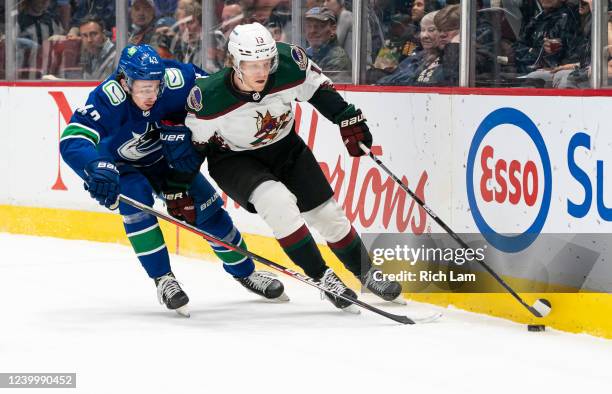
[328,226,370,278]
[207,227,255,278]
[123,212,171,279]
[278,224,328,280]
[198,208,255,278]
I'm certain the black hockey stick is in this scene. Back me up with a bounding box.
[358,143,552,318]
[118,194,438,325]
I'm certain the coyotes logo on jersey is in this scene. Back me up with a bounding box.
[250,110,291,147]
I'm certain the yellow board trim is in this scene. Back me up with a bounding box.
[2,204,612,339]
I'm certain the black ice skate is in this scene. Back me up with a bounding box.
[236,271,290,301]
[360,267,405,304]
[320,268,360,314]
[154,272,190,317]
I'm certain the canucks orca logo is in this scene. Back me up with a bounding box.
[117,122,163,161]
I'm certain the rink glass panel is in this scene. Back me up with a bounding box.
[12,0,116,80]
[0,0,610,88]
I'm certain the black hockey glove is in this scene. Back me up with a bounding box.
[335,105,372,157]
[84,158,120,210]
[160,124,205,174]
[161,189,197,225]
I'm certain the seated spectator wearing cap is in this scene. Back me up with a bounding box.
[305,6,351,83]
[372,13,416,73]
[129,0,158,45]
[323,0,352,60]
[377,10,440,85]
[78,15,116,80]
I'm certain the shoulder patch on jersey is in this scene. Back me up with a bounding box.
[290,45,308,71]
[187,86,203,112]
[102,80,127,106]
[164,68,185,89]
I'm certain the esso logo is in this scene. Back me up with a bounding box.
[479,145,539,207]
[466,108,552,253]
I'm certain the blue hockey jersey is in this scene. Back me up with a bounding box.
[60,60,206,179]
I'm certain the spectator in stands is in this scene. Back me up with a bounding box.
[159,2,205,68]
[372,13,415,72]
[78,16,116,80]
[304,6,351,82]
[221,1,244,39]
[323,0,353,60]
[205,0,243,67]
[17,0,64,78]
[155,0,179,17]
[252,0,280,24]
[53,0,72,31]
[67,1,116,38]
[306,0,324,10]
[129,0,158,45]
[266,15,286,41]
[513,0,579,74]
[269,0,292,41]
[412,0,436,23]
[548,0,592,88]
[404,0,437,54]
[368,1,386,63]
[429,3,459,85]
[377,10,440,85]
[151,0,194,59]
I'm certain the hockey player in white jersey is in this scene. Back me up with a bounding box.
[160,23,403,311]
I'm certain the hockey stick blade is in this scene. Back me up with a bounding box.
[359,143,551,319]
[118,195,424,325]
[412,312,443,324]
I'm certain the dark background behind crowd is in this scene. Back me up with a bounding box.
[0,0,609,88]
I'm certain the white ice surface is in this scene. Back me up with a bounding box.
[1,233,611,394]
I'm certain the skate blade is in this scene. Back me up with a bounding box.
[174,305,191,318]
[273,292,290,302]
[389,295,407,305]
[341,304,361,314]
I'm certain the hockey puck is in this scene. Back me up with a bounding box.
[527,324,546,332]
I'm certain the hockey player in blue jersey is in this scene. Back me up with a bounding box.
[60,44,288,317]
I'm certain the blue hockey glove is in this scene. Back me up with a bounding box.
[160,125,204,174]
[84,158,120,210]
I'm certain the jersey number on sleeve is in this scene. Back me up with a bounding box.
[76,104,101,121]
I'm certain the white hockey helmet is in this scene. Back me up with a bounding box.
[228,22,279,79]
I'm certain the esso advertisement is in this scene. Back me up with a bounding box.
[466,108,552,253]
[466,106,612,253]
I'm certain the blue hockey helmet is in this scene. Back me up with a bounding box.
[117,44,165,93]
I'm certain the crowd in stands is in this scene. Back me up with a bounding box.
[0,0,610,88]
